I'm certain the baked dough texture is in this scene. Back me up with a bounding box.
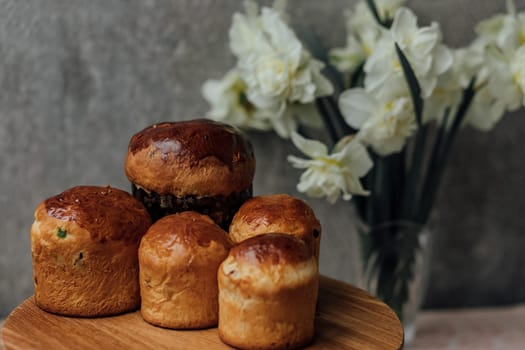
[218,233,319,350]
[229,194,322,260]
[139,211,231,329]
[31,185,152,317]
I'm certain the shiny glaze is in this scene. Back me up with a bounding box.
[236,194,320,236]
[142,211,231,251]
[230,233,311,265]
[44,185,151,243]
[128,119,254,168]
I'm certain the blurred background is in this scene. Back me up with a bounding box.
[1,0,525,319]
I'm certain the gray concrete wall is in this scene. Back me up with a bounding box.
[1,0,525,317]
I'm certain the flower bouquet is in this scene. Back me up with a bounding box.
[202,0,525,341]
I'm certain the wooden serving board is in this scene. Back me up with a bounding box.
[1,276,403,350]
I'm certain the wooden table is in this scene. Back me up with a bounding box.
[1,276,403,350]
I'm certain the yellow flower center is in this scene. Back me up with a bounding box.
[393,59,401,70]
[317,157,342,167]
[232,79,246,94]
[363,44,372,56]
[434,87,446,96]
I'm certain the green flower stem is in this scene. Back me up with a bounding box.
[375,155,390,223]
[360,222,421,322]
[415,109,450,223]
[365,0,382,26]
[315,98,340,146]
[417,80,476,223]
[365,152,378,227]
[395,43,423,127]
[391,151,406,221]
[401,124,428,222]
[325,95,356,135]
[350,62,366,88]
[365,0,394,28]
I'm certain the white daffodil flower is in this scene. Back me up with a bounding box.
[364,7,453,98]
[329,36,367,74]
[465,85,506,131]
[228,3,333,138]
[288,132,373,204]
[475,0,525,55]
[347,0,406,32]
[482,45,525,112]
[424,48,483,124]
[374,0,407,21]
[329,0,406,75]
[339,84,417,155]
[345,2,377,33]
[510,45,525,100]
[202,69,271,130]
[470,0,525,113]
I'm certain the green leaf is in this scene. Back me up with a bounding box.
[416,108,450,222]
[350,62,365,88]
[395,43,424,127]
[315,98,340,145]
[448,78,476,136]
[401,123,428,222]
[417,79,477,223]
[365,0,383,27]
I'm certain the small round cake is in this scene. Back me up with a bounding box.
[30,185,151,317]
[125,119,255,228]
[229,194,322,260]
[218,233,319,350]
[139,211,231,329]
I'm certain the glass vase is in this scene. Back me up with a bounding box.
[351,219,433,345]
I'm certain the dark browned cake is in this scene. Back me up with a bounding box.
[131,185,251,226]
[125,119,255,227]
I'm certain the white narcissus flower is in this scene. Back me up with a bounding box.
[329,36,367,74]
[347,0,406,32]
[471,0,525,113]
[229,2,333,138]
[364,7,453,98]
[373,0,407,22]
[339,85,417,156]
[465,85,506,131]
[475,0,525,55]
[510,45,525,100]
[424,47,483,124]
[329,4,380,74]
[202,69,271,131]
[288,132,373,204]
[329,0,406,74]
[483,46,525,112]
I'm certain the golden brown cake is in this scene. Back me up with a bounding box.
[139,211,231,329]
[229,194,322,260]
[30,185,151,317]
[218,233,319,350]
[124,119,255,227]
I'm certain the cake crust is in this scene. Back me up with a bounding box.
[139,212,231,329]
[218,234,319,350]
[229,194,321,259]
[125,120,255,197]
[31,185,151,317]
